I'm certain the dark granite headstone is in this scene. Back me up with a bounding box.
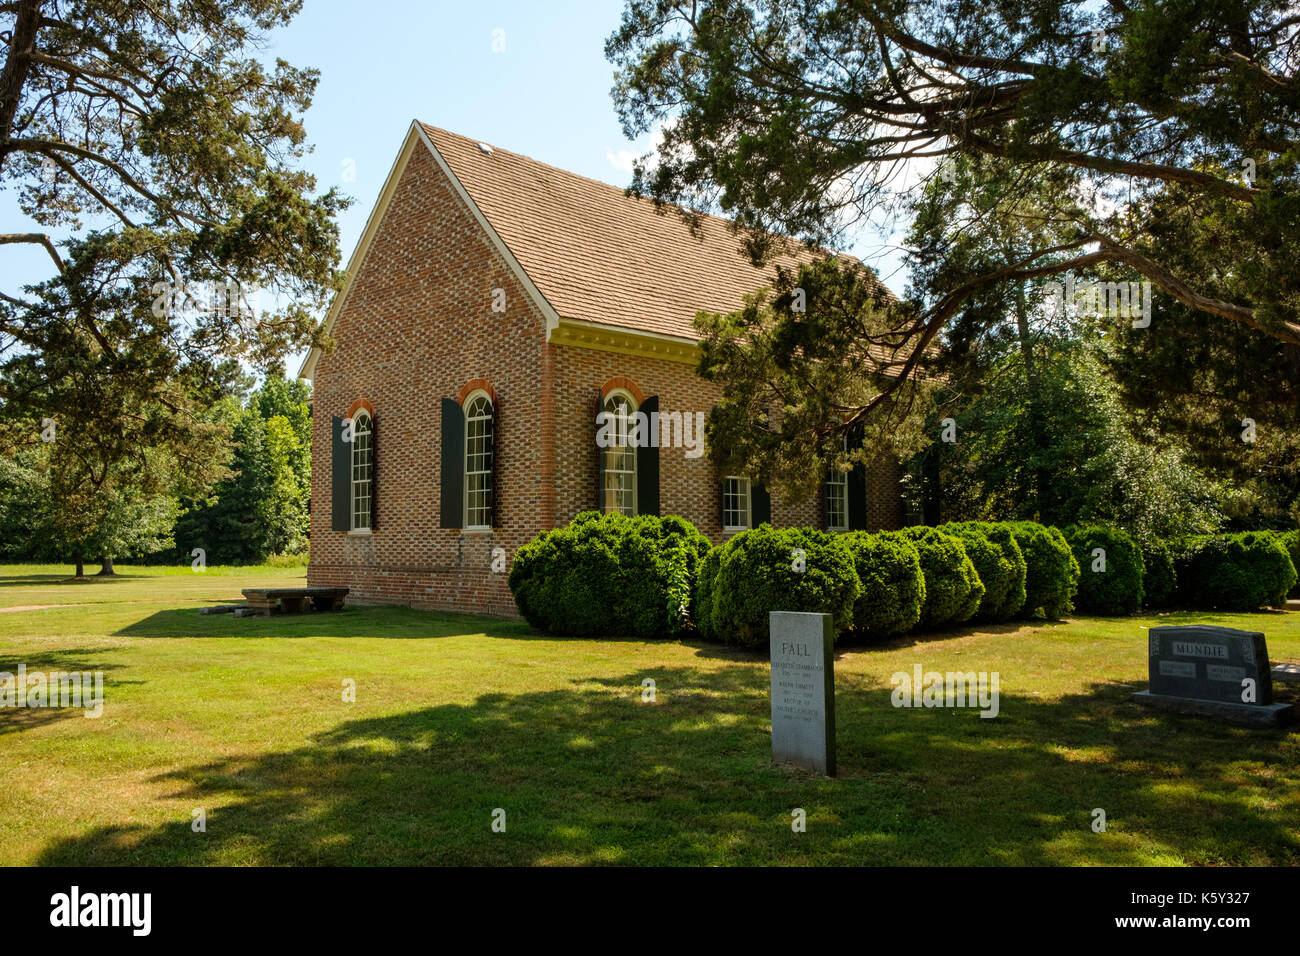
[1133,625,1293,726]
[769,611,836,776]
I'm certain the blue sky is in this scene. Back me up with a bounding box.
[2,0,910,375]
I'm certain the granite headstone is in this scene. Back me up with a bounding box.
[1133,624,1293,726]
[769,611,836,775]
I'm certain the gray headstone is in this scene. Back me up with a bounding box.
[769,611,835,776]
[1133,624,1293,727]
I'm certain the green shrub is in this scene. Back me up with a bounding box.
[694,546,722,640]
[1064,524,1145,615]
[1138,538,1177,608]
[843,531,926,639]
[1172,532,1298,611]
[508,511,711,637]
[941,522,1027,622]
[1005,522,1080,620]
[895,526,984,628]
[1279,529,1300,598]
[708,525,862,648]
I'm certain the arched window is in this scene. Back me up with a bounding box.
[464,392,494,529]
[351,410,373,531]
[602,391,637,516]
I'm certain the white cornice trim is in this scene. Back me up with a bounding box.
[549,316,701,365]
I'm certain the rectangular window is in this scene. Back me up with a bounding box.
[825,470,848,532]
[723,476,751,531]
[604,444,636,516]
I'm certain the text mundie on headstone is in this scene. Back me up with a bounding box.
[1133,624,1293,727]
[769,611,835,776]
[1147,625,1272,703]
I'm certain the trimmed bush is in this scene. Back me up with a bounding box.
[1138,538,1177,608]
[1005,522,1080,620]
[707,525,862,648]
[508,511,711,637]
[694,546,722,640]
[1064,524,1145,615]
[895,526,984,628]
[1279,529,1300,598]
[941,522,1027,622]
[1172,532,1298,611]
[843,531,926,639]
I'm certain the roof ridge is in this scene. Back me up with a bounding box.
[418,121,840,261]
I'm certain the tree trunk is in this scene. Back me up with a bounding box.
[74,558,84,578]
[1013,279,1052,518]
[96,557,116,576]
[0,1,43,169]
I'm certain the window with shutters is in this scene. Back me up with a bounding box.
[602,391,637,516]
[824,436,848,532]
[351,410,373,531]
[723,476,751,531]
[464,392,493,529]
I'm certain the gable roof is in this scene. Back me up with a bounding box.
[300,121,895,379]
[420,123,871,342]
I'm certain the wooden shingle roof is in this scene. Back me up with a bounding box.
[422,124,877,342]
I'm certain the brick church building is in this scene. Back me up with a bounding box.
[300,122,907,617]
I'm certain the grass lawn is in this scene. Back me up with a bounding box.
[1,562,1298,866]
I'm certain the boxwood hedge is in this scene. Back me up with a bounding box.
[1279,529,1300,598]
[1064,524,1145,615]
[1171,532,1297,611]
[896,526,984,628]
[1138,538,1177,608]
[508,511,711,637]
[843,531,926,639]
[941,522,1027,622]
[1005,522,1080,620]
[707,525,862,648]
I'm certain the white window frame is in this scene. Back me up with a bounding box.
[825,435,849,532]
[463,391,494,531]
[350,410,373,532]
[602,390,638,517]
[723,476,752,531]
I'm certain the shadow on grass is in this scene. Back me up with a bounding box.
[33,663,1300,866]
[112,605,540,641]
[0,647,134,736]
[113,606,712,646]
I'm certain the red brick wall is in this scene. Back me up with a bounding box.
[309,137,907,620]
[551,345,826,537]
[308,140,547,618]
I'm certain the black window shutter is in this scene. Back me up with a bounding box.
[369,412,377,530]
[331,416,350,531]
[440,398,464,529]
[488,392,499,528]
[847,424,867,530]
[751,482,771,527]
[718,476,727,529]
[594,389,605,512]
[636,394,660,516]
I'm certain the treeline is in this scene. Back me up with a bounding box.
[0,375,311,574]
